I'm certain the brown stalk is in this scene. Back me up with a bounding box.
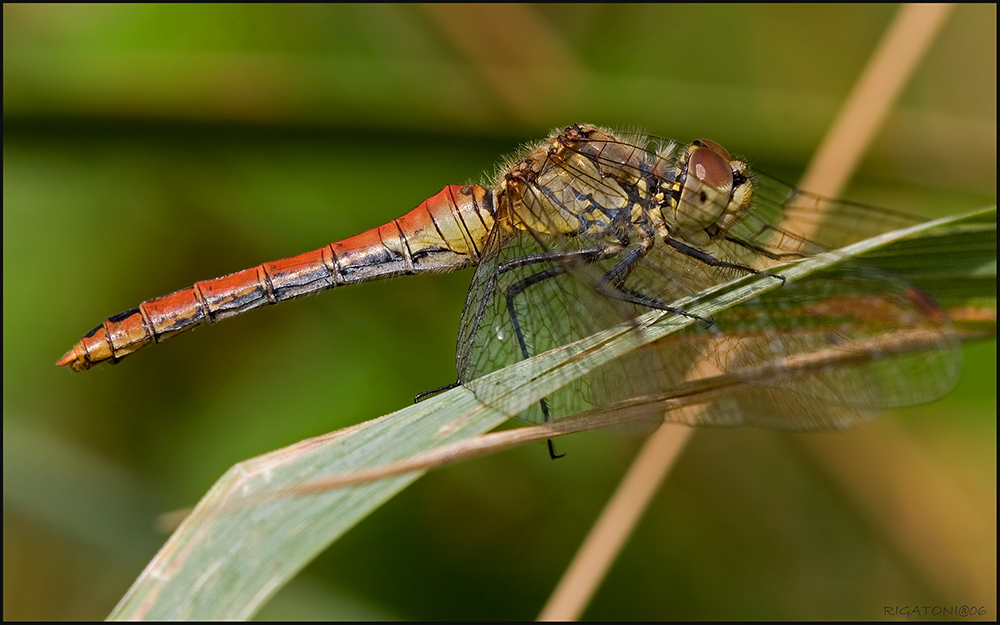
[539,4,956,620]
[273,326,959,498]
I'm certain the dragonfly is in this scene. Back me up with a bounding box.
[58,124,960,438]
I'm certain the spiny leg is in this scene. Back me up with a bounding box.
[505,264,568,459]
[414,381,460,402]
[666,237,786,285]
[497,246,616,275]
[501,246,622,460]
[416,247,617,463]
[724,235,807,262]
[595,241,715,325]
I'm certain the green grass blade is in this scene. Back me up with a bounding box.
[108,206,995,620]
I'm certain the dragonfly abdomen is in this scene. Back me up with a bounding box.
[58,184,495,371]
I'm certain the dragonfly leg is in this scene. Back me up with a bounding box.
[505,265,568,360]
[496,246,614,275]
[503,251,615,461]
[414,381,461,403]
[666,237,786,285]
[498,243,626,361]
[501,240,713,459]
[547,438,566,460]
[724,234,807,261]
[595,243,714,324]
[422,249,614,406]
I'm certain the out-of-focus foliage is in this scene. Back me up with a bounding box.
[4,4,994,620]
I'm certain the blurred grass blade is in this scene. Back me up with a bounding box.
[109,206,994,620]
[108,384,510,621]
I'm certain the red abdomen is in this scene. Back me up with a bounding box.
[58,185,495,371]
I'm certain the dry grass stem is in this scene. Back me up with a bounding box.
[274,326,960,498]
[798,3,955,198]
[539,4,954,619]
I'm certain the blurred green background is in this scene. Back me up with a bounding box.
[3,4,995,620]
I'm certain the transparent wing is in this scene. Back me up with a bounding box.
[614,267,962,431]
[455,128,960,429]
[456,218,644,423]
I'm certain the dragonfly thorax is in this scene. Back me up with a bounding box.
[499,125,667,240]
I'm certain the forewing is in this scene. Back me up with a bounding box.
[674,268,960,429]
[560,134,960,425]
[456,129,961,429]
[733,172,928,254]
[456,222,643,423]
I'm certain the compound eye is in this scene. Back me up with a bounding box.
[688,145,733,192]
[674,145,737,240]
[693,139,732,163]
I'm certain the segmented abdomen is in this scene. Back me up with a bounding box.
[58,184,495,371]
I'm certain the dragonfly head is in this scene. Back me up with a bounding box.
[670,139,753,246]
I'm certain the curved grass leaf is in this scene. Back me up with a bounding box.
[109,206,995,620]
